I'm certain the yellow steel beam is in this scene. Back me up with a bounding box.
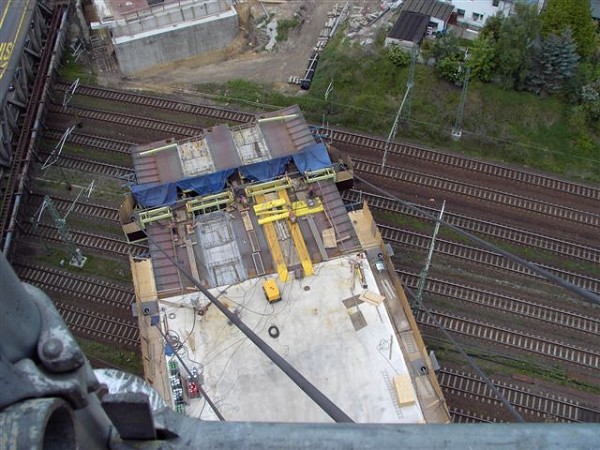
[278,190,313,277]
[255,194,288,282]
[253,198,286,213]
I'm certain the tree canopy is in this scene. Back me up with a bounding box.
[541,0,597,58]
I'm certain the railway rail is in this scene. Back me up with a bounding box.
[53,81,600,204]
[438,367,600,422]
[47,102,203,137]
[14,262,135,310]
[54,81,256,123]
[44,128,134,154]
[448,408,496,423]
[21,222,147,257]
[352,157,600,228]
[54,300,140,349]
[397,270,600,336]
[344,190,600,265]
[29,192,120,222]
[383,225,600,294]
[417,309,600,370]
[39,149,134,178]
[318,127,600,201]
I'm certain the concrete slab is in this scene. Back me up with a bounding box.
[159,257,425,423]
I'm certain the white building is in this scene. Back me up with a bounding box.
[443,0,543,29]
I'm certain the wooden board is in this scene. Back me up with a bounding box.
[359,289,385,306]
[322,227,336,248]
[393,374,416,407]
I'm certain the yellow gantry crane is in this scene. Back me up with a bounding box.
[246,178,324,281]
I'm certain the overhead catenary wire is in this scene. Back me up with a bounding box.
[355,175,600,306]
[144,231,355,423]
[403,285,525,422]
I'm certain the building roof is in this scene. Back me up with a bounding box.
[387,11,431,44]
[401,0,454,22]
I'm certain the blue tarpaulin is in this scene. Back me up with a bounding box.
[293,142,332,174]
[132,183,178,208]
[132,142,333,208]
[239,156,290,182]
[176,169,235,196]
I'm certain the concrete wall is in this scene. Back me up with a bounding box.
[114,11,239,75]
[113,0,232,38]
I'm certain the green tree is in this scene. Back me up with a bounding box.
[387,45,410,67]
[431,31,461,61]
[527,28,580,95]
[494,2,541,89]
[541,0,597,58]
[481,14,503,42]
[467,36,496,82]
[435,56,464,85]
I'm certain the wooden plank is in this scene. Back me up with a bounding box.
[393,374,416,407]
[322,227,336,248]
[359,289,385,306]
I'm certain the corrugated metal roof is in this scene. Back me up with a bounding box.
[132,139,185,185]
[207,125,241,171]
[402,0,454,22]
[387,11,430,43]
[259,105,315,154]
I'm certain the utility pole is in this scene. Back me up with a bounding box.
[382,48,416,168]
[415,200,445,306]
[451,67,470,140]
[63,78,82,128]
[42,125,76,190]
[33,196,87,268]
[322,78,334,132]
[400,47,416,124]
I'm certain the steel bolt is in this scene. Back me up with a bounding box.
[42,338,64,360]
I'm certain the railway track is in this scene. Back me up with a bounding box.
[47,102,203,137]
[54,81,256,123]
[14,263,135,311]
[417,309,600,370]
[44,128,134,154]
[22,222,147,257]
[438,367,600,422]
[52,81,600,205]
[383,225,600,294]
[29,192,120,222]
[397,270,600,336]
[55,300,140,349]
[448,408,497,423]
[344,190,600,265]
[39,150,134,178]
[353,157,600,228]
[319,127,600,201]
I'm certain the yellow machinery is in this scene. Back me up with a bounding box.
[254,194,289,282]
[278,190,314,277]
[246,178,325,281]
[262,279,281,303]
[252,199,324,225]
